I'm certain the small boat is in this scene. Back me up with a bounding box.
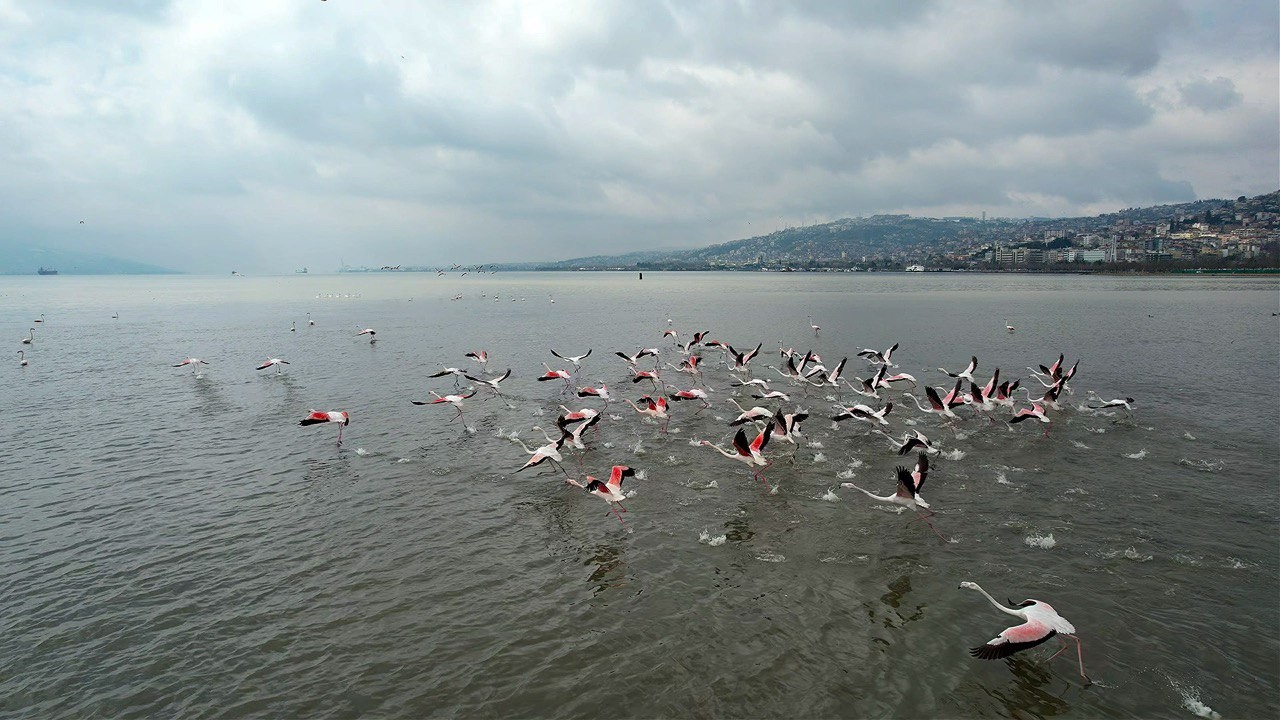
[37,267,58,275]
[296,267,308,274]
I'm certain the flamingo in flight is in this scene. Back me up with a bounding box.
[752,389,791,401]
[256,357,290,374]
[615,348,658,366]
[669,387,712,412]
[173,357,208,374]
[413,390,477,424]
[959,581,1090,685]
[907,386,962,420]
[770,408,808,445]
[877,429,937,455]
[428,365,468,386]
[513,435,569,477]
[465,350,489,368]
[728,399,773,427]
[465,368,513,404]
[832,402,892,426]
[1088,394,1134,413]
[842,456,945,541]
[727,342,763,372]
[537,363,572,391]
[357,328,377,344]
[857,342,898,367]
[939,356,979,383]
[625,395,671,434]
[581,465,637,524]
[18,350,28,367]
[551,348,592,368]
[576,382,611,406]
[700,421,774,488]
[1010,403,1051,436]
[299,410,349,444]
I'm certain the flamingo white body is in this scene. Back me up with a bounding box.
[939,356,979,383]
[669,387,712,411]
[728,399,772,427]
[18,350,28,367]
[1088,394,1134,412]
[877,429,937,455]
[1004,319,1015,333]
[537,363,572,390]
[1010,403,1051,436]
[959,581,1090,685]
[626,395,670,433]
[413,390,477,423]
[770,408,808,444]
[842,456,944,540]
[299,410,350,444]
[577,383,611,405]
[583,465,637,523]
[21,328,34,345]
[34,314,45,324]
[857,342,898,368]
[727,342,762,372]
[465,350,489,367]
[908,386,961,420]
[465,368,512,401]
[514,436,567,475]
[357,328,377,344]
[307,312,315,326]
[752,389,791,401]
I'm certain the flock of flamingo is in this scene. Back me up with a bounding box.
[17,304,1140,686]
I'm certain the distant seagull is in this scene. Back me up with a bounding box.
[299,410,349,444]
[959,581,1090,685]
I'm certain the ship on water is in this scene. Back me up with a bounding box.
[37,267,58,275]
[296,267,308,274]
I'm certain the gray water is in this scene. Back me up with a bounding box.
[2,272,1277,719]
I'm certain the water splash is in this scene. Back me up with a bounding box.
[1183,432,1196,441]
[837,469,857,480]
[1024,533,1056,549]
[687,438,702,447]
[846,458,865,470]
[1104,547,1153,562]
[812,452,826,463]
[665,455,679,465]
[1124,449,1148,460]
[755,551,786,562]
[820,488,840,502]
[698,529,727,546]
[1168,678,1221,719]
[1070,440,1091,449]
[354,448,369,456]
[941,448,965,461]
[996,471,1012,485]
[1178,458,1224,473]
[808,440,824,449]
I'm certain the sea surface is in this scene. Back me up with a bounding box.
[2,271,1278,719]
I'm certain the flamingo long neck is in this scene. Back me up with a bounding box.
[846,483,893,503]
[907,395,929,412]
[969,583,1023,617]
[703,442,735,459]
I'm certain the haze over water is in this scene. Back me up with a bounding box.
[3,272,1277,719]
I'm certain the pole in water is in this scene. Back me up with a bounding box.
[639,272,643,280]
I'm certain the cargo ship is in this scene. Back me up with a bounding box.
[37,267,58,275]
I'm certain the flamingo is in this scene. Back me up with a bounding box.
[556,410,602,449]
[877,371,918,390]
[752,389,791,401]
[299,410,349,444]
[807,315,820,336]
[513,435,568,476]
[731,378,771,390]
[33,314,45,324]
[173,357,208,374]
[428,366,468,386]
[857,342,898,367]
[841,456,945,541]
[625,395,670,434]
[770,408,808,445]
[727,342,762,372]
[939,356,979,383]
[583,465,637,524]
[577,382,611,406]
[809,357,849,388]
[832,402,893,426]
[357,328,377,344]
[1010,403,1051,436]
[615,348,658,366]
[290,321,296,333]
[728,398,773,427]
[464,368,513,404]
[1004,319,1015,333]
[537,363,572,391]
[1088,394,1135,413]
[907,386,962,420]
[413,390,477,424]
[17,350,27,367]
[876,429,937,455]
[551,348,592,368]
[308,312,315,326]
[21,328,34,345]
[256,357,290,374]
[465,350,489,367]
[700,421,774,487]
[669,387,712,412]
[959,581,1090,685]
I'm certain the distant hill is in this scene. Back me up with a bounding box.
[535,192,1279,270]
[0,245,179,275]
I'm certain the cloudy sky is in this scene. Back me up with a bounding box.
[1,0,1276,272]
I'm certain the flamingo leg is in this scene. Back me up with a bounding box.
[911,510,948,542]
[1064,634,1091,685]
[610,506,627,525]
[337,425,343,445]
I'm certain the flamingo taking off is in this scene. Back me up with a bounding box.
[357,328,377,344]
[625,395,671,434]
[959,581,1090,685]
[700,421,774,488]
[413,390,477,424]
[582,465,637,524]
[939,356,979,383]
[1010,403,1051,436]
[299,410,349,444]
[551,348,592,368]
[257,358,290,374]
[173,357,208,374]
[842,456,945,541]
